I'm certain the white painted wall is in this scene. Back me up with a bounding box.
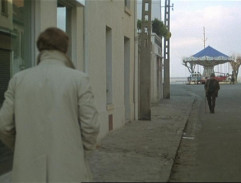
[84,1,136,140]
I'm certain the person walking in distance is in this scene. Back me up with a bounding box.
[205,73,220,113]
[0,27,99,182]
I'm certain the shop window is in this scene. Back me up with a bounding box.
[0,0,33,104]
[11,0,33,73]
[1,0,8,16]
[0,0,33,174]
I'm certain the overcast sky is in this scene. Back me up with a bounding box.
[138,0,241,77]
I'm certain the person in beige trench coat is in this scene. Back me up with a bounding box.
[0,27,100,183]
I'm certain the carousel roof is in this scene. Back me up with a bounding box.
[192,46,229,58]
[183,45,233,66]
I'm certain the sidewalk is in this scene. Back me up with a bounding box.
[88,95,194,182]
[0,96,195,182]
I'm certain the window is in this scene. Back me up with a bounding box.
[0,0,33,102]
[1,0,8,16]
[57,1,69,32]
[0,0,33,173]
[57,6,66,31]
[124,37,130,121]
[57,0,80,67]
[124,0,131,15]
[125,0,130,9]
[57,1,71,61]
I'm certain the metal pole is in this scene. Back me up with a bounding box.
[163,0,171,99]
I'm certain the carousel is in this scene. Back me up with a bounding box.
[183,45,233,78]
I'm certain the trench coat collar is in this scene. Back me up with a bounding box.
[39,50,68,66]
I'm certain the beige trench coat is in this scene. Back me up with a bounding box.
[0,50,99,183]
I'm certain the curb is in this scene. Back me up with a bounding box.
[167,97,196,182]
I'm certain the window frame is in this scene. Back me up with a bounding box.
[124,0,131,16]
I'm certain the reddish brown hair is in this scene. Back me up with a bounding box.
[37,27,69,53]
[36,27,75,69]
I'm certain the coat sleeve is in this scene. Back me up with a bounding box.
[78,75,99,151]
[0,77,16,150]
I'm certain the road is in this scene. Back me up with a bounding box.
[169,83,241,182]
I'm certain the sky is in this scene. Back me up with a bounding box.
[138,0,241,77]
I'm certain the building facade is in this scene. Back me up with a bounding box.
[84,1,138,139]
[0,0,86,104]
[0,0,137,141]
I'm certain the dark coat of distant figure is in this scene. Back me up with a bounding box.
[204,73,220,113]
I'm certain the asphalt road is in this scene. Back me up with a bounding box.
[169,83,241,182]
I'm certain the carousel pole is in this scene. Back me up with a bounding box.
[203,27,207,48]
